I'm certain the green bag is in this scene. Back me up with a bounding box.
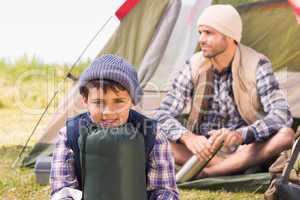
[78,125,147,200]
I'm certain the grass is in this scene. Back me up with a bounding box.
[0,55,89,110]
[0,146,50,199]
[0,143,264,199]
[0,57,264,199]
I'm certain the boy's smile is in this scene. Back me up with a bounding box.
[82,87,133,128]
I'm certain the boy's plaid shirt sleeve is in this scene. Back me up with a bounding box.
[50,127,179,200]
[50,127,79,197]
[147,127,179,200]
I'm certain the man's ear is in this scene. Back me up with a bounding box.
[80,96,88,108]
[226,36,235,45]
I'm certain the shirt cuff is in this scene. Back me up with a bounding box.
[164,126,188,142]
[238,126,257,144]
[157,121,189,142]
[51,187,82,200]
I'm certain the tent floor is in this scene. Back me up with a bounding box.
[178,172,271,193]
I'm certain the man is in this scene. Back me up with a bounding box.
[154,4,295,178]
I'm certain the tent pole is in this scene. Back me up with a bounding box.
[64,15,113,82]
[11,15,114,168]
[11,90,58,168]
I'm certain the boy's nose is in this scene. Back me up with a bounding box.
[102,105,114,114]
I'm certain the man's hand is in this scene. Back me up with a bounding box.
[208,128,243,151]
[180,132,213,161]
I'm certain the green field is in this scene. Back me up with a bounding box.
[0,57,264,199]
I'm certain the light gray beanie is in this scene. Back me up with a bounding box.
[197,4,242,43]
[79,54,143,105]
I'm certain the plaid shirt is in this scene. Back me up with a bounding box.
[50,125,179,200]
[154,57,293,144]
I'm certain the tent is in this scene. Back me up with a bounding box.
[22,0,300,192]
[22,0,208,167]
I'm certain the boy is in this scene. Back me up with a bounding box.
[50,55,178,200]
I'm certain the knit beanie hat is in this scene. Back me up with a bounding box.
[197,4,242,43]
[79,54,143,105]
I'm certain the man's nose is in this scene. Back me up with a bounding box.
[198,33,206,45]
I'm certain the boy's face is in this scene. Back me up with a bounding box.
[82,87,133,128]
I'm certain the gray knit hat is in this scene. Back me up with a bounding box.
[79,54,143,104]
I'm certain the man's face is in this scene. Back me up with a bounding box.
[198,25,228,58]
[83,87,133,128]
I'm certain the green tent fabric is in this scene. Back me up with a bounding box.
[138,0,182,88]
[98,0,170,69]
[22,143,54,167]
[178,173,271,192]
[238,0,300,71]
[212,0,300,72]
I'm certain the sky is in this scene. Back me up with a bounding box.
[0,0,124,64]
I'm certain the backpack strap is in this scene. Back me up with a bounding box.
[78,126,89,200]
[128,109,157,162]
[66,112,90,190]
[282,138,300,183]
[127,109,157,188]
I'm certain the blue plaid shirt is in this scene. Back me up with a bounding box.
[154,58,293,144]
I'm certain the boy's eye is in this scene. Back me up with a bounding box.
[114,99,127,104]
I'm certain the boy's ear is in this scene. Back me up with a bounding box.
[128,98,134,108]
[80,96,88,108]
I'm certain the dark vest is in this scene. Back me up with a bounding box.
[65,109,157,190]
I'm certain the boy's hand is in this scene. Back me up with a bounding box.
[209,128,243,151]
[180,132,213,161]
